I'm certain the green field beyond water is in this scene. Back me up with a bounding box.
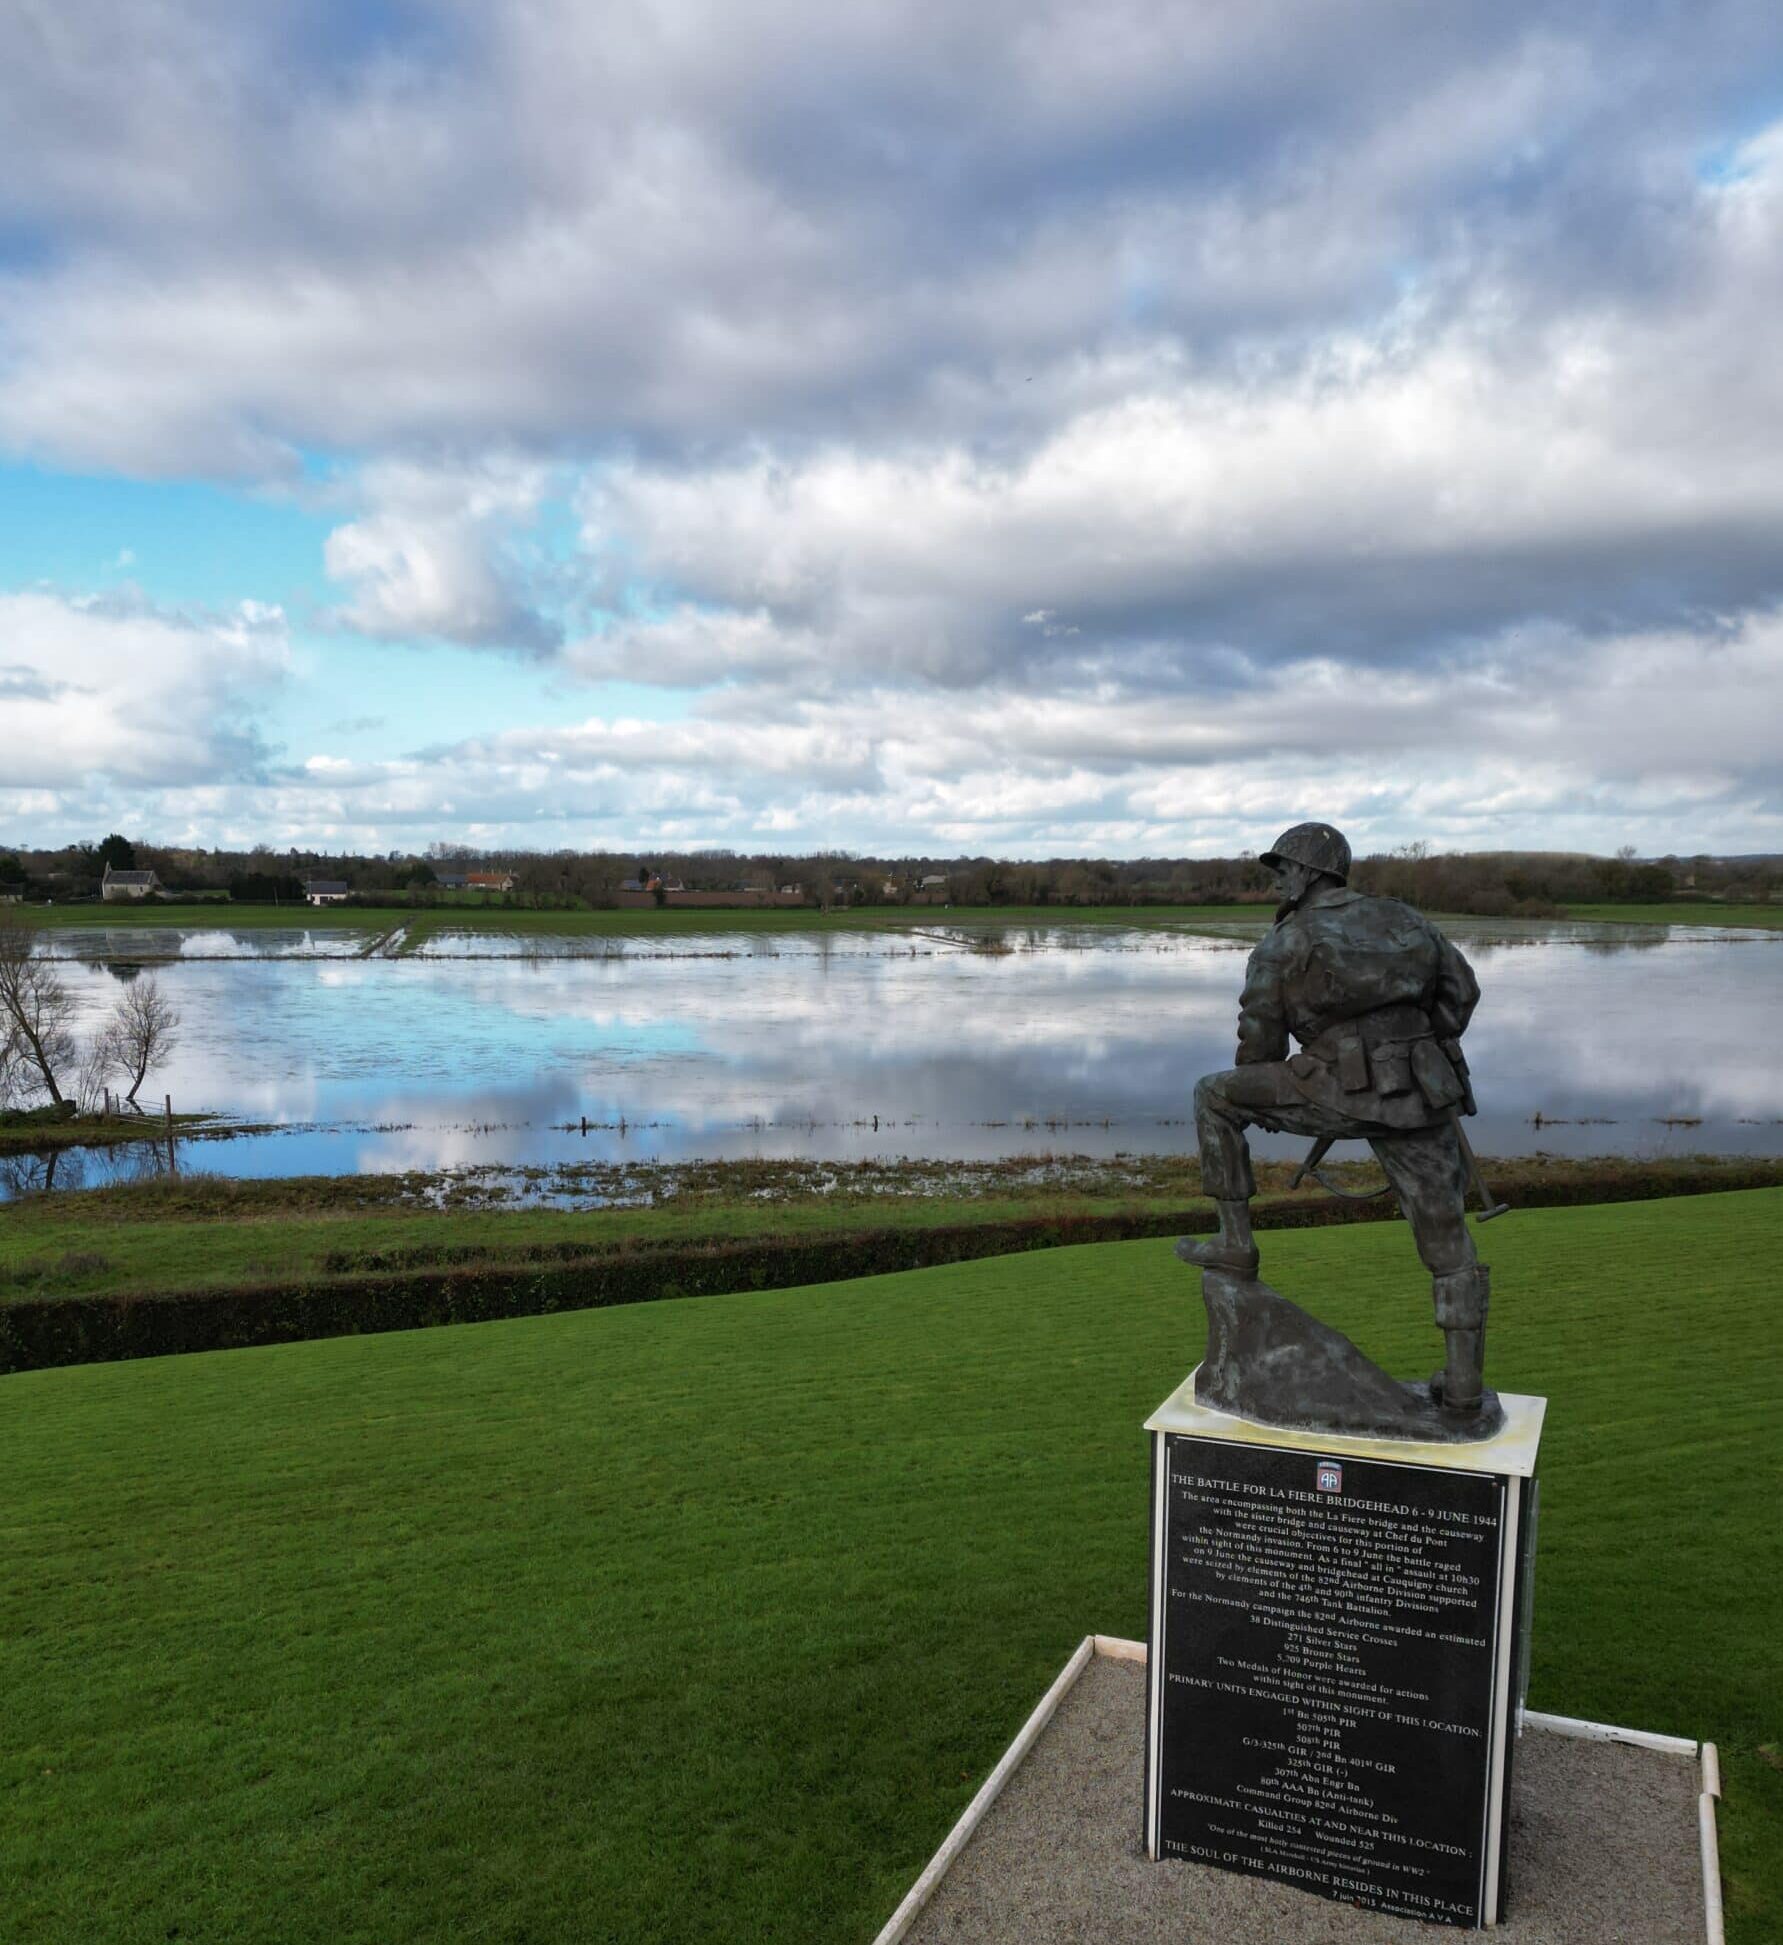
[4,1192,1780,1944]
[18,897,1782,938]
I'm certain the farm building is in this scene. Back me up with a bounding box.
[101,866,162,901]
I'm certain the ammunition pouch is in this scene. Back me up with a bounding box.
[1301,1004,1466,1109]
[1433,1266,1490,1330]
[1409,1036,1466,1111]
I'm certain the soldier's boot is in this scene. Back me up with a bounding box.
[1175,1199,1260,1279]
[1430,1267,1490,1413]
[1437,1330,1485,1413]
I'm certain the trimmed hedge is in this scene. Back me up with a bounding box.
[4,1158,1781,1375]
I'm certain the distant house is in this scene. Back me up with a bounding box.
[102,866,161,901]
[919,874,948,891]
[434,871,469,891]
[466,870,516,893]
[881,879,902,899]
[304,879,351,906]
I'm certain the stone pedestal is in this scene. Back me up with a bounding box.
[1144,1374,1544,1928]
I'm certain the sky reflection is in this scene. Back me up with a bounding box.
[16,921,1781,1190]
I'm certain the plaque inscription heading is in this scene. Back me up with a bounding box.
[1147,1432,1529,1926]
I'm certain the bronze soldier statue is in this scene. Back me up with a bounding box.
[1178,822,1493,1415]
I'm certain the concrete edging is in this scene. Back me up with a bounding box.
[871,1635,1098,1945]
[874,1636,1725,1943]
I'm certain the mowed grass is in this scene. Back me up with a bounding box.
[3,1191,1779,1944]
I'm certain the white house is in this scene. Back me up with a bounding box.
[102,866,161,901]
[304,879,351,906]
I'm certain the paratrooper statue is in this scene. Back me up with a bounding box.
[1179,822,1502,1429]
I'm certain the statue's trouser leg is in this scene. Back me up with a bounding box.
[1195,1067,1362,1261]
[1194,1072,1260,1204]
[1370,1127,1490,1410]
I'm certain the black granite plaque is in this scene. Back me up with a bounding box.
[1149,1434,1514,1926]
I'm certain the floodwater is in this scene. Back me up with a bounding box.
[7,917,1781,1195]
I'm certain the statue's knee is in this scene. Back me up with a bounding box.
[1194,1073,1234,1121]
[1412,1212,1474,1276]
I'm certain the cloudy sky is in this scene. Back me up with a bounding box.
[2,0,1781,859]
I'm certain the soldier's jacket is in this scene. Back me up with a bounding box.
[1234,884,1479,1130]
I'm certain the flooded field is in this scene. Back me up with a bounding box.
[9,917,1781,1193]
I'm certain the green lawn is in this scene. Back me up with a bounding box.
[3,1191,1779,1944]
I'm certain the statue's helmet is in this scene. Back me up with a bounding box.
[1260,821,1351,882]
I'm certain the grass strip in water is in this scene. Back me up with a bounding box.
[1558,901,1782,929]
[15,900,1268,939]
[0,1190,1777,1944]
[0,1109,226,1156]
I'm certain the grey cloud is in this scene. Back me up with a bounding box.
[573,230,1783,686]
[3,0,1783,856]
[3,1,1779,471]
[226,609,1775,857]
[0,663,74,701]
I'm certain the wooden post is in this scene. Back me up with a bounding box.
[165,1093,177,1175]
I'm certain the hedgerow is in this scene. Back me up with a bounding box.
[4,1158,1779,1374]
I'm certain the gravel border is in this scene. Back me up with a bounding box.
[897,1654,1706,1943]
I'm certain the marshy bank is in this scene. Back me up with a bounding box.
[4,1150,1780,1374]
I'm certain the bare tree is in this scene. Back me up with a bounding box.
[0,908,77,1106]
[101,973,181,1106]
[0,1018,30,1110]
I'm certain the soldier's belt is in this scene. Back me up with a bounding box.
[1296,1006,1463,1108]
[1300,1006,1431,1067]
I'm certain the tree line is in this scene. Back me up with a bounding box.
[1,834,1775,916]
